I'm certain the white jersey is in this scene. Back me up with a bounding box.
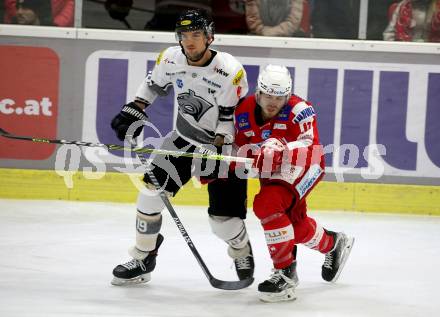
[135,46,248,145]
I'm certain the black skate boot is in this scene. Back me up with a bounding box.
[258,261,299,302]
[228,241,255,280]
[111,234,164,286]
[322,231,355,282]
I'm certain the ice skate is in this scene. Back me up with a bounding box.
[258,261,299,302]
[322,231,354,282]
[111,234,164,286]
[228,241,255,280]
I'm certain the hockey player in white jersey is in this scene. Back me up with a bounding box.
[110,9,254,286]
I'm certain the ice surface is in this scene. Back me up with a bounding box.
[1,199,439,317]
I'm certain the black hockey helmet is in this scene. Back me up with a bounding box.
[175,9,214,41]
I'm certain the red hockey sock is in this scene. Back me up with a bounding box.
[295,216,335,254]
[261,213,296,269]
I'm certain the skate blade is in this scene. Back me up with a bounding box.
[331,237,355,283]
[111,273,151,286]
[259,287,297,303]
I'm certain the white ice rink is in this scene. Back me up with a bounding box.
[1,199,439,317]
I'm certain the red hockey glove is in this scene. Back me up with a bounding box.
[254,138,286,173]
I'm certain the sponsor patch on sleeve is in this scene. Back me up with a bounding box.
[232,69,244,86]
[293,106,316,124]
[156,49,165,65]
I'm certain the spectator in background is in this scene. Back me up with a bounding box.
[144,0,211,31]
[366,0,398,40]
[312,0,360,39]
[9,0,53,25]
[383,0,440,42]
[212,0,247,34]
[0,1,5,23]
[245,0,310,37]
[105,0,133,28]
[5,0,74,27]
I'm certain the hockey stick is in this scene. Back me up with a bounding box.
[0,127,252,164]
[132,142,254,290]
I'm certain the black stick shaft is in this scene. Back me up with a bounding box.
[0,127,252,163]
[133,148,254,290]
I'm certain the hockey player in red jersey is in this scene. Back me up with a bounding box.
[234,65,355,302]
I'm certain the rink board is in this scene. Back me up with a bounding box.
[1,27,440,186]
[0,168,439,215]
[1,26,440,216]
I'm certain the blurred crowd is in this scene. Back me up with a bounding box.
[1,0,439,42]
[1,0,74,26]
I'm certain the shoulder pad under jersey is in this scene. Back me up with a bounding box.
[212,51,246,86]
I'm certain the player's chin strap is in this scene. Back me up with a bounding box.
[127,136,254,290]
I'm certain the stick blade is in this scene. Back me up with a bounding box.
[209,277,254,290]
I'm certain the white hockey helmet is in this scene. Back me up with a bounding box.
[256,64,292,97]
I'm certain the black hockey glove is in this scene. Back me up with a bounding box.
[110,102,148,141]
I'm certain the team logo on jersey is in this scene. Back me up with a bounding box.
[244,130,255,137]
[177,89,214,122]
[293,106,315,123]
[236,112,250,130]
[277,105,292,121]
[214,66,229,77]
[232,69,244,86]
[261,129,271,140]
[176,79,183,88]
